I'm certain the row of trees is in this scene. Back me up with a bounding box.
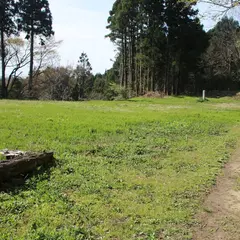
[1,0,240,100]
[106,0,240,96]
[0,0,53,98]
[106,0,208,95]
[202,17,240,91]
[2,36,61,98]
[3,16,240,100]
[6,49,127,101]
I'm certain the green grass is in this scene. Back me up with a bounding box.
[0,97,239,240]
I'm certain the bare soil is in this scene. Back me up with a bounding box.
[193,148,240,240]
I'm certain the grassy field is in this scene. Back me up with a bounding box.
[0,97,239,240]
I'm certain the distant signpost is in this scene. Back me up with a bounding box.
[203,90,206,101]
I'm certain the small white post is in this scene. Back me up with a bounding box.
[202,90,206,101]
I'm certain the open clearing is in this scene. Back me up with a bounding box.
[0,97,240,240]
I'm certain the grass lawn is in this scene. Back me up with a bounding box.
[0,97,239,240]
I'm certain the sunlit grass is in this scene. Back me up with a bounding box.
[0,97,239,239]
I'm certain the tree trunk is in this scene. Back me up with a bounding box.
[1,28,6,98]
[151,70,154,92]
[147,67,150,91]
[120,35,124,88]
[29,23,34,91]
[128,35,132,95]
[131,32,136,94]
[0,152,54,183]
[124,33,127,89]
[139,59,142,95]
[29,0,36,92]
[134,57,138,95]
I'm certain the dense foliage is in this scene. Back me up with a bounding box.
[106,0,240,96]
[0,0,53,98]
[201,17,240,90]
[17,0,54,91]
[0,0,17,98]
[0,0,240,100]
[106,0,208,95]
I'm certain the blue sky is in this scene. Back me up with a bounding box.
[48,0,116,74]
[48,0,227,74]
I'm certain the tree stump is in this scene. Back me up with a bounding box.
[0,152,55,184]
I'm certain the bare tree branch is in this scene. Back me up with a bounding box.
[2,36,62,96]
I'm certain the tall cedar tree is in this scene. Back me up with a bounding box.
[107,0,208,95]
[0,0,16,98]
[164,0,207,94]
[72,53,93,100]
[17,0,54,91]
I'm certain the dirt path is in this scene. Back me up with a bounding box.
[193,148,240,240]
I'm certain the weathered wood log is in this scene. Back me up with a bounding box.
[0,150,25,159]
[0,152,54,183]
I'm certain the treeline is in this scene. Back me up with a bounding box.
[5,51,127,100]
[0,0,53,98]
[29,53,128,101]
[1,0,240,100]
[0,30,125,100]
[106,0,240,96]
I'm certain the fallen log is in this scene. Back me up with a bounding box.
[0,150,25,159]
[0,152,55,183]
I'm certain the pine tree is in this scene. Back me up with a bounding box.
[107,0,207,96]
[0,0,16,98]
[202,17,240,90]
[141,0,165,93]
[17,0,54,92]
[73,53,93,100]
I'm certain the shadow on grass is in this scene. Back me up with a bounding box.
[0,161,56,193]
[206,90,239,98]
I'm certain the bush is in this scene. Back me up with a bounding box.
[104,83,129,100]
